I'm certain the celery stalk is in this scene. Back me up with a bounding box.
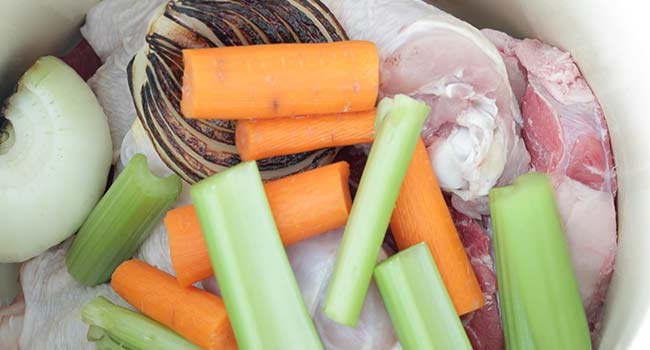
[67,154,181,286]
[374,243,471,350]
[88,326,130,350]
[82,297,199,350]
[323,95,430,326]
[191,161,323,350]
[489,173,591,350]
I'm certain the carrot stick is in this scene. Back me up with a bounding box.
[111,260,237,350]
[166,161,352,287]
[236,110,376,160]
[181,41,379,119]
[390,138,485,315]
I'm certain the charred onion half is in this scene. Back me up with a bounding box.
[128,0,348,183]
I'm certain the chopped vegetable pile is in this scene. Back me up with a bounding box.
[0,0,620,349]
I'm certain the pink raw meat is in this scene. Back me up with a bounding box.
[451,209,504,350]
[483,28,618,336]
[62,39,102,81]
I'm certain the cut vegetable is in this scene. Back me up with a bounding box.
[166,161,352,287]
[181,41,379,119]
[191,161,322,349]
[374,243,471,350]
[323,95,430,327]
[111,260,237,350]
[82,296,199,350]
[129,0,347,183]
[391,138,483,315]
[266,161,352,246]
[236,110,376,160]
[490,173,591,350]
[0,56,112,262]
[66,154,181,286]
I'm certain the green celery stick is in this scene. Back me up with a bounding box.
[95,338,130,350]
[323,95,430,326]
[374,243,471,350]
[489,173,591,350]
[88,326,130,350]
[67,154,181,286]
[191,161,323,350]
[82,297,199,350]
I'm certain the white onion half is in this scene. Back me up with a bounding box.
[0,57,112,262]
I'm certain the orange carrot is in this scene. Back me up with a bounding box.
[111,260,237,350]
[390,139,485,315]
[236,110,376,160]
[181,41,379,119]
[166,161,352,287]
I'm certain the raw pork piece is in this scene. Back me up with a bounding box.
[483,29,618,334]
[452,209,504,350]
[322,0,530,218]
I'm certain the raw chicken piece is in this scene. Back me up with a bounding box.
[483,29,618,334]
[17,243,129,350]
[202,229,398,350]
[82,0,166,159]
[1,237,179,349]
[322,0,530,217]
[287,229,398,350]
[81,0,165,62]
[134,221,176,276]
[451,209,504,350]
[0,294,24,350]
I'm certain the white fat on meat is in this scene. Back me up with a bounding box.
[82,0,166,161]
[322,0,530,217]
[286,229,398,350]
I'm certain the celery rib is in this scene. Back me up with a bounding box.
[374,243,471,350]
[489,173,591,350]
[322,95,430,326]
[191,161,323,350]
[82,297,199,350]
[66,154,181,286]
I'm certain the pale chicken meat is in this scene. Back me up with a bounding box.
[14,244,129,350]
[322,0,530,217]
[287,229,398,350]
[0,239,178,349]
[82,0,166,160]
[0,294,24,350]
[201,229,399,350]
[483,29,618,335]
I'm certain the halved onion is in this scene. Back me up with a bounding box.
[128,0,348,183]
[0,57,112,262]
